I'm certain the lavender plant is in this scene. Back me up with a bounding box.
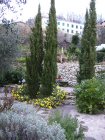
[0,102,66,140]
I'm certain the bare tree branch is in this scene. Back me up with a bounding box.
[0,0,26,5]
[0,0,26,20]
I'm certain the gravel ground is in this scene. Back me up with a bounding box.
[54,104,105,140]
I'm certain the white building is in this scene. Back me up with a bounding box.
[96,44,105,51]
[42,16,84,36]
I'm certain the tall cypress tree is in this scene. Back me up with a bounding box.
[41,0,57,96]
[78,0,97,82]
[78,9,90,82]
[89,0,97,76]
[26,5,43,98]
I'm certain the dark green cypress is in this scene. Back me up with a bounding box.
[78,0,97,82]
[89,0,97,76]
[41,0,57,96]
[26,5,43,98]
[78,9,90,82]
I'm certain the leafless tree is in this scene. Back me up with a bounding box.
[0,0,26,5]
[57,30,72,49]
[66,12,84,23]
[0,0,26,19]
[97,14,104,23]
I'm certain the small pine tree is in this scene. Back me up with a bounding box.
[67,35,80,61]
[41,0,57,96]
[26,5,44,98]
[78,0,97,82]
[70,35,80,54]
[71,35,79,46]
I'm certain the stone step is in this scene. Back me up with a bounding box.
[64,99,75,105]
[68,93,75,96]
[66,95,76,100]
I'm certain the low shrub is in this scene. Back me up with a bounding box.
[0,75,6,86]
[17,57,26,63]
[75,78,105,114]
[12,85,67,109]
[67,44,80,61]
[0,103,66,140]
[0,68,25,85]
[49,111,84,140]
[96,48,105,63]
[5,69,25,84]
[0,88,14,112]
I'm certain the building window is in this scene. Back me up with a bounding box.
[67,23,69,27]
[58,22,60,25]
[76,25,78,28]
[62,23,65,26]
[62,28,64,31]
[45,20,48,25]
[80,26,82,29]
[71,24,74,28]
[76,31,78,34]
[71,30,74,33]
[67,29,69,33]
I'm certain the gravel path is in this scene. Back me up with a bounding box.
[54,104,105,140]
[58,87,105,140]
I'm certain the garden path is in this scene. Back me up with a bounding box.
[55,87,105,140]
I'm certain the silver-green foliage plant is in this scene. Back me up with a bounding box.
[49,111,84,140]
[0,102,66,140]
[0,22,19,81]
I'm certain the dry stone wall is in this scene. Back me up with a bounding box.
[58,62,105,86]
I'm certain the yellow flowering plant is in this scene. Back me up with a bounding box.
[12,84,30,102]
[12,85,67,109]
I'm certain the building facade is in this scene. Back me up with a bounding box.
[42,16,84,36]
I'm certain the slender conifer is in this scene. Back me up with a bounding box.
[26,5,43,98]
[41,0,57,96]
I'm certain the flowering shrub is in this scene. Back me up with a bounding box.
[12,85,67,109]
[0,103,66,140]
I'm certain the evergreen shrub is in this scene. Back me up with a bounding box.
[75,78,105,114]
[96,48,105,63]
[0,69,25,86]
